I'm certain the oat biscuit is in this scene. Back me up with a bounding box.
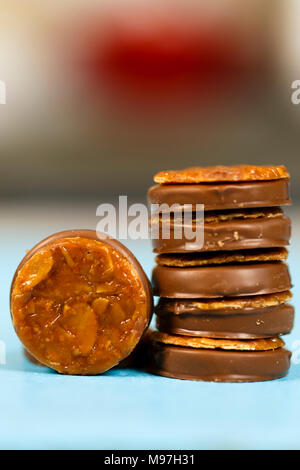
[152,331,284,351]
[156,248,288,267]
[156,291,292,312]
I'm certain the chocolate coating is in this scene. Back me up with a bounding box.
[156,303,294,339]
[148,179,291,211]
[150,342,291,382]
[152,262,292,298]
[152,215,291,253]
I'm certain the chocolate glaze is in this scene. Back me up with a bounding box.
[148,179,291,211]
[156,303,294,339]
[150,342,291,382]
[152,262,292,298]
[11,230,153,369]
[152,215,291,253]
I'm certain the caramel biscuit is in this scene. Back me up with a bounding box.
[11,230,152,375]
[24,328,154,370]
[154,165,289,184]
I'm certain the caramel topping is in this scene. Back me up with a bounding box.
[154,165,289,184]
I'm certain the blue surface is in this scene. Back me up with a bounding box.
[1,212,300,450]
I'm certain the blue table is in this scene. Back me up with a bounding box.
[1,205,299,450]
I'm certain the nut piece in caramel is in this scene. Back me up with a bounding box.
[10,231,152,375]
[15,251,54,292]
[62,303,98,356]
[92,297,109,316]
[154,165,290,184]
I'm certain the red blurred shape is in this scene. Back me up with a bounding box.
[73,11,257,115]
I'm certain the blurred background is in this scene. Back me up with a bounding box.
[1,0,300,204]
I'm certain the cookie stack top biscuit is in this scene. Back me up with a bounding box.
[148,164,291,211]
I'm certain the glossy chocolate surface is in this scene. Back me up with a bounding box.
[148,179,291,211]
[156,303,294,339]
[152,215,291,253]
[150,342,291,382]
[152,262,292,298]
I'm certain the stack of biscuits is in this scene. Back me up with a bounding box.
[147,165,294,382]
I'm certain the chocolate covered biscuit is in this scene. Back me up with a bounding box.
[150,332,290,382]
[152,209,291,253]
[152,262,292,298]
[150,342,291,382]
[156,302,294,339]
[148,179,291,212]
